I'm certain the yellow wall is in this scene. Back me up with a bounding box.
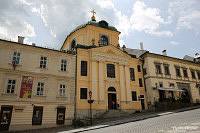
[62,25,120,50]
[143,53,200,105]
[0,40,76,130]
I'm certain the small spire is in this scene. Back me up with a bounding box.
[122,45,126,51]
[117,43,120,49]
[91,9,96,21]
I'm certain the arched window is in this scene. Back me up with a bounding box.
[101,36,108,45]
[71,39,76,50]
[108,87,116,92]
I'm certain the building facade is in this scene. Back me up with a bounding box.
[0,38,76,131]
[140,52,200,108]
[61,17,147,118]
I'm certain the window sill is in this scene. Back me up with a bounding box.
[33,95,46,97]
[2,93,17,96]
[79,99,88,101]
[58,70,69,73]
[56,96,67,98]
[8,63,22,66]
[37,67,48,70]
[131,101,138,102]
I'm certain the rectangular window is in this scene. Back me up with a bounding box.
[137,65,141,72]
[183,69,188,77]
[59,84,66,97]
[164,65,170,75]
[139,78,143,87]
[61,59,67,71]
[6,79,16,94]
[130,68,135,81]
[40,56,47,68]
[155,64,162,74]
[81,61,87,76]
[131,91,137,101]
[107,64,115,78]
[32,106,43,125]
[197,72,200,79]
[143,68,147,75]
[80,88,87,99]
[191,70,196,79]
[175,67,181,77]
[12,52,20,65]
[36,82,44,96]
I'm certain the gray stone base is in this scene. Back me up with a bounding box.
[9,119,73,131]
[76,109,107,119]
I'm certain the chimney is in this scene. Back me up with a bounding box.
[162,50,167,56]
[195,53,200,59]
[18,36,25,44]
[140,42,144,50]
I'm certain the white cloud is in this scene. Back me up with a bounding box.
[0,0,35,42]
[170,41,179,46]
[130,1,173,37]
[169,0,200,34]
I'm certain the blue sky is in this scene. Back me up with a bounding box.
[0,0,199,59]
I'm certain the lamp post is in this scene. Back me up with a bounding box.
[88,91,94,125]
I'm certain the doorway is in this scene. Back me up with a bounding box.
[108,93,117,109]
[0,106,13,131]
[140,95,145,110]
[56,108,65,125]
[159,90,166,102]
[32,106,43,125]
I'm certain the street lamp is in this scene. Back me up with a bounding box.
[87,91,94,125]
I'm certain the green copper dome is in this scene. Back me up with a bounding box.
[69,20,119,36]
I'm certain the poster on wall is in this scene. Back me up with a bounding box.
[19,76,33,98]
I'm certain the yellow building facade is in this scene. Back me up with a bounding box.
[61,19,147,118]
[141,52,200,108]
[0,38,76,131]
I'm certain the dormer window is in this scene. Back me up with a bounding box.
[101,36,108,45]
[71,39,76,50]
[99,35,109,46]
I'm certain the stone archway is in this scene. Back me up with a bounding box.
[107,87,117,109]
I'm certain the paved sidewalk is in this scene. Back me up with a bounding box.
[63,105,200,133]
[9,105,200,133]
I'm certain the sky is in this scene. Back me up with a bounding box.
[0,0,200,59]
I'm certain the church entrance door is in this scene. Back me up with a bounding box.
[108,93,117,109]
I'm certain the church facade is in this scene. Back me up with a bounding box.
[61,15,147,118]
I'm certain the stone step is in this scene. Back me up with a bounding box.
[100,110,131,119]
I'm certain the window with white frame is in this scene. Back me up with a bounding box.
[36,82,44,96]
[6,79,16,94]
[59,84,66,97]
[61,59,67,71]
[40,56,47,68]
[12,52,20,65]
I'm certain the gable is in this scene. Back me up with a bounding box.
[90,45,131,61]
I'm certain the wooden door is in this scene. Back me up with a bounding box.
[56,108,65,125]
[0,106,13,131]
[141,99,145,110]
[108,93,113,109]
[32,106,43,125]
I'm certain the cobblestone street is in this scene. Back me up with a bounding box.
[65,108,200,133]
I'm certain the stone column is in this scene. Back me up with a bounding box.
[125,64,131,103]
[119,64,126,103]
[91,60,98,101]
[99,60,105,103]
